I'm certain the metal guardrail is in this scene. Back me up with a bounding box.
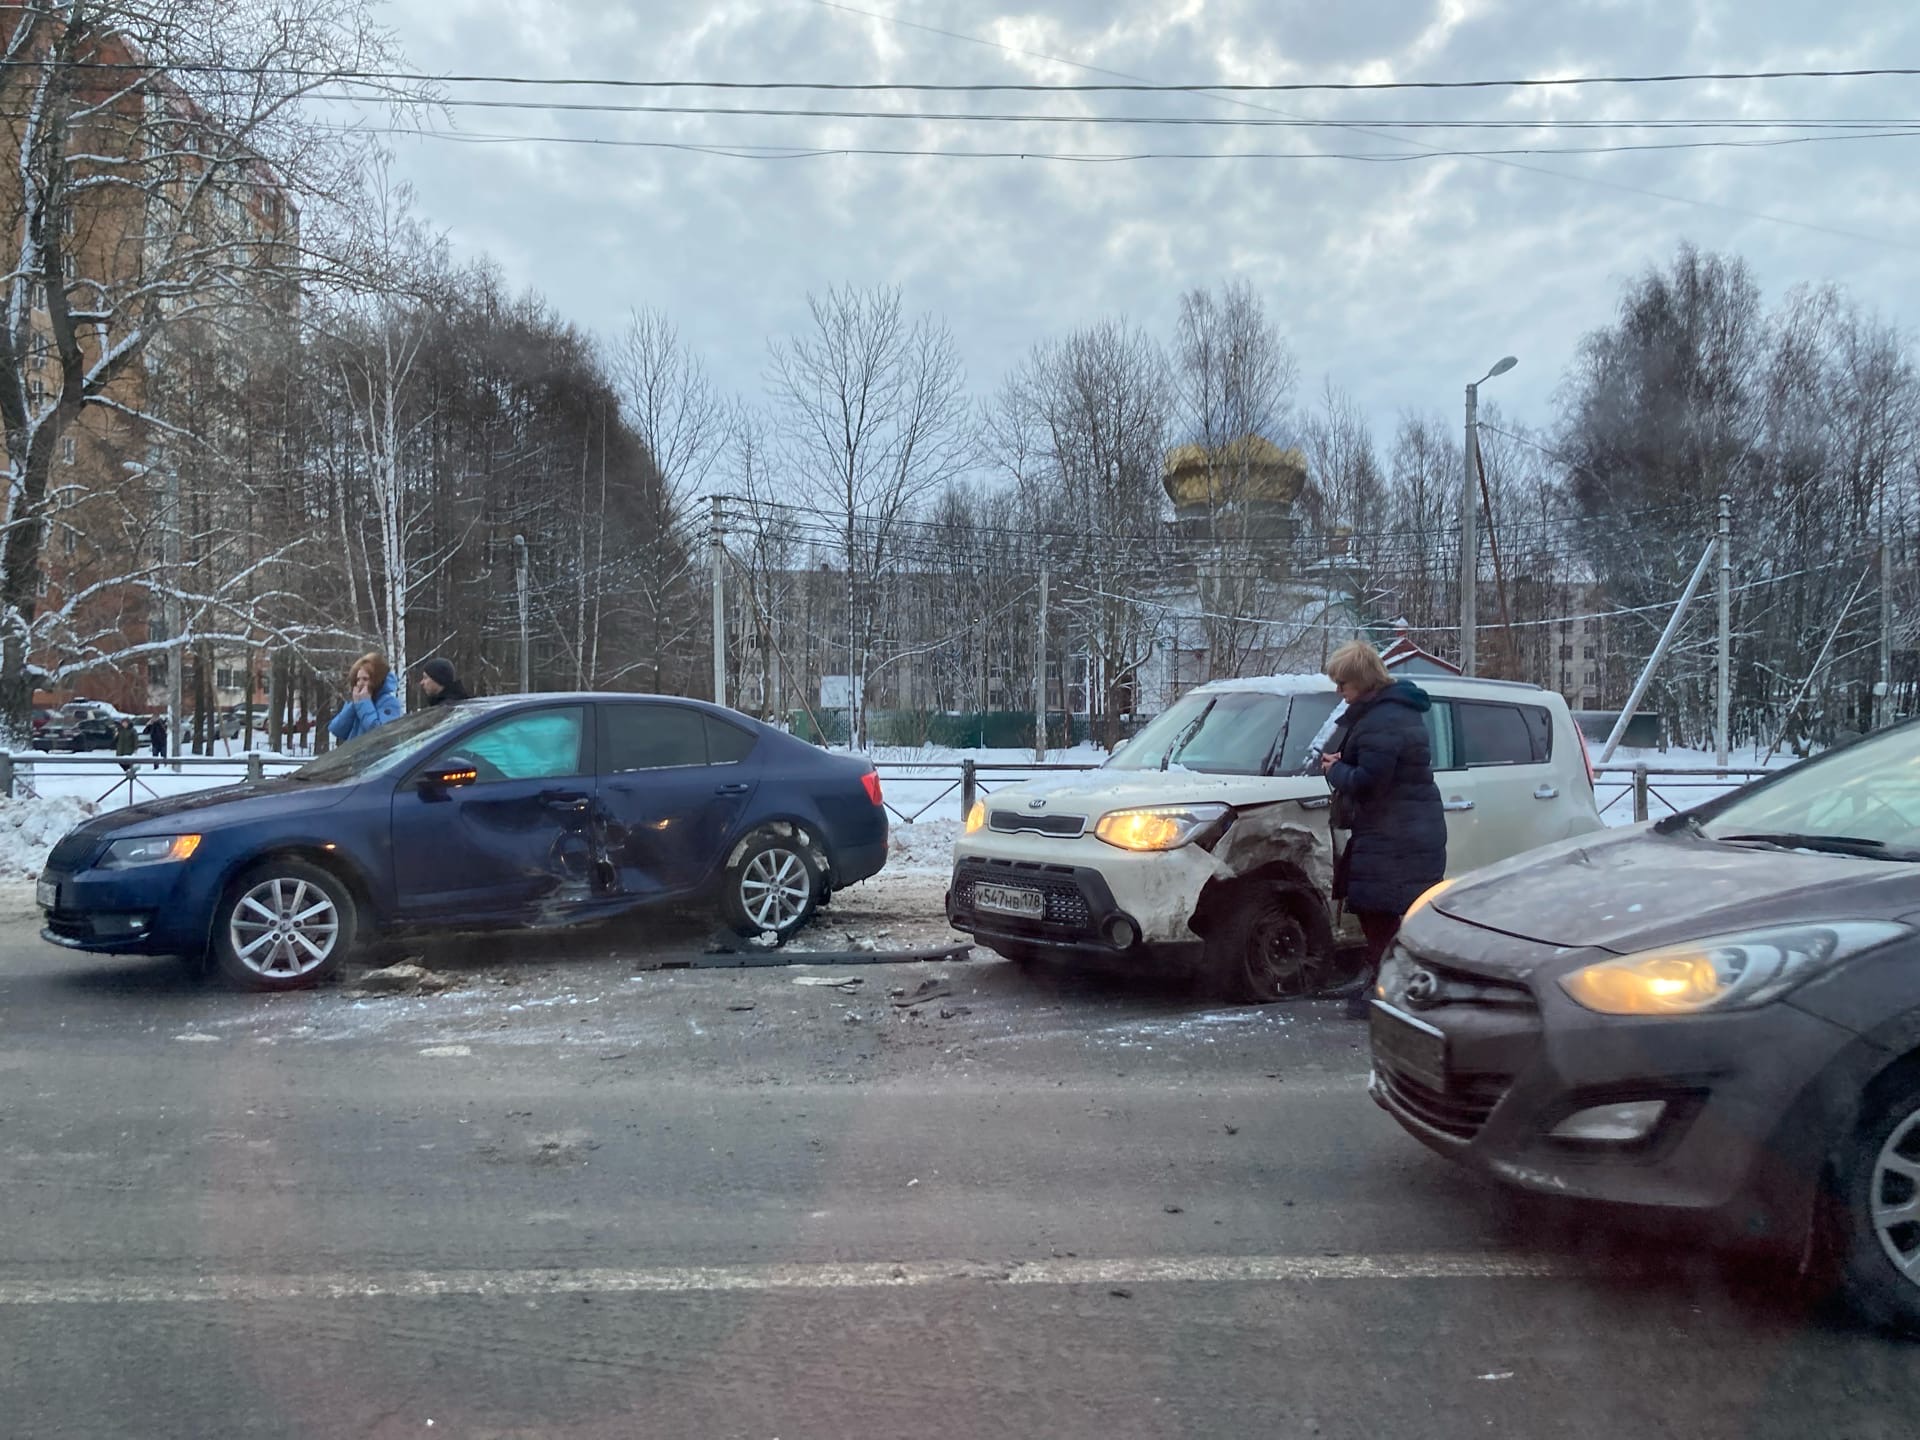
[868,759,1792,827]
[0,751,307,809]
[1590,764,1778,823]
[869,760,1101,826]
[0,751,1789,828]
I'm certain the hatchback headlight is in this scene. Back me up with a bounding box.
[1094,804,1230,852]
[98,834,203,869]
[1559,921,1909,1016]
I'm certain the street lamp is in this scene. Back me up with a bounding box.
[1459,355,1518,676]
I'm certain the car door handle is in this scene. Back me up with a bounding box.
[1534,785,1559,800]
[714,783,751,796]
[540,789,591,809]
[1443,799,1475,812]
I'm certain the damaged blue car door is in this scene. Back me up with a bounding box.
[388,703,597,922]
[593,699,761,902]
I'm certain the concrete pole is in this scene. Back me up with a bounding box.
[709,494,727,709]
[1878,533,1893,731]
[1034,563,1049,763]
[1599,539,1717,764]
[1459,382,1479,676]
[512,534,530,694]
[1716,494,1732,770]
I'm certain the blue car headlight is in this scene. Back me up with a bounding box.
[98,835,203,869]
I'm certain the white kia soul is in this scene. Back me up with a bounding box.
[946,674,1605,1001]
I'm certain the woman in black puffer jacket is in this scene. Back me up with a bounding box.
[1320,641,1448,1018]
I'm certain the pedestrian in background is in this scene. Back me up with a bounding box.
[1320,640,1448,1019]
[114,717,138,775]
[418,657,470,708]
[145,713,166,766]
[328,652,403,745]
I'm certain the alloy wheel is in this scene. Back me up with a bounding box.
[739,848,811,932]
[228,877,341,979]
[1871,1106,1920,1288]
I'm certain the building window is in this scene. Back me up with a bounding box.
[28,377,46,406]
[60,436,75,465]
[1559,644,1573,661]
[61,525,76,555]
[60,208,75,238]
[1583,646,1597,660]
[60,252,75,282]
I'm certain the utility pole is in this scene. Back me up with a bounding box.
[1034,562,1049,762]
[1460,382,1480,676]
[512,534,530,694]
[1459,357,1517,677]
[1879,531,1894,732]
[709,494,727,708]
[1716,494,1732,769]
[162,459,184,768]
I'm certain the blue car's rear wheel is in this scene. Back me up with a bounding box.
[723,833,820,940]
[213,860,356,991]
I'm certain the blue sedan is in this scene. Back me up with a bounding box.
[37,695,889,990]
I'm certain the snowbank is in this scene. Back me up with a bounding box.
[887,818,962,875]
[0,795,94,880]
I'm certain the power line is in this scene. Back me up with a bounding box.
[809,0,1920,252]
[12,54,1920,92]
[303,95,1920,131]
[351,121,1920,164]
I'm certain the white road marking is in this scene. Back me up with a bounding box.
[0,1253,1580,1307]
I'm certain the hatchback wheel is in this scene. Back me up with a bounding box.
[213,860,355,991]
[1208,883,1340,1003]
[722,834,820,940]
[1838,1080,1920,1335]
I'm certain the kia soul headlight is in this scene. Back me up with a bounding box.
[1559,922,1909,1016]
[1094,804,1230,852]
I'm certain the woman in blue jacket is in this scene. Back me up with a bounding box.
[329,651,403,744]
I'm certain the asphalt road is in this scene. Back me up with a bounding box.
[1,889,1915,1440]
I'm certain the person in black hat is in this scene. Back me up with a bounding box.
[418,657,470,708]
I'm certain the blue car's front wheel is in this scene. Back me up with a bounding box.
[213,860,357,992]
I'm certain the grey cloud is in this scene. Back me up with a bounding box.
[381,0,1920,459]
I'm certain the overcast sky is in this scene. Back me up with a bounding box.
[369,0,1920,466]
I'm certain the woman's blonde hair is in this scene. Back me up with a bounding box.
[348,651,391,695]
[1326,640,1392,693]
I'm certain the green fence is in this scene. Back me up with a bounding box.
[788,709,1088,749]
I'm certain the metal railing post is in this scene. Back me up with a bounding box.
[246,753,264,784]
[961,758,976,820]
[1633,764,1650,823]
[0,753,13,798]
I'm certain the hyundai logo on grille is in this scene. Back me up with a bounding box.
[1403,969,1442,1008]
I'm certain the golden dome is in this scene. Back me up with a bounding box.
[1163,434,1307,508]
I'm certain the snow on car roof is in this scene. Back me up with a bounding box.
[1189,673,1336,697]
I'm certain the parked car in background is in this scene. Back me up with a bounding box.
[32,709,122,752]
[37,694,888,991]
[217,706,270,740]
[1369,719,1920,1333]
[948,673,1603,1002]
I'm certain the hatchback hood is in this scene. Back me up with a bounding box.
[990,767,1324,817]
[1434,824,1920,957]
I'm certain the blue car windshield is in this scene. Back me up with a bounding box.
[289,707,470,784]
